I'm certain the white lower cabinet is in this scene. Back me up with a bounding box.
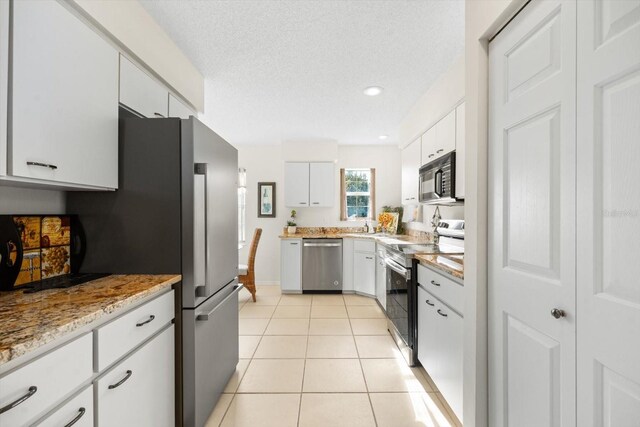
[280,239,302,293]
[0,334,93,426]
[417,282,463,422]
[36,386,93,427]
[96,325,175,427]
[353,251,375,296]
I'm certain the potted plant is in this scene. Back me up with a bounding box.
[287,210,297,234]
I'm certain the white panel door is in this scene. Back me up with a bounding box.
[11,0,119,189]
[284,162,310,207]
[401,137,421,203]
[309,162,335,207]
[576,1,640,425]
[168,93,195,119]
[488,1,576,426]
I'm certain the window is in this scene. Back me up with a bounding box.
[238,168,247,245]
[340,168,376,220]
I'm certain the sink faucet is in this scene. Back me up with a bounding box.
[431,206,441,245]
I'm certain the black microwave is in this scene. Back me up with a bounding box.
[419,151,459,204]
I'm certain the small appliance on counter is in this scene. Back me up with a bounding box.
[0,215,104,292]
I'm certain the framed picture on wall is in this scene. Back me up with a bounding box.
[258,182,276,218]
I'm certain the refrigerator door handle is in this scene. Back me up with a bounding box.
[196,284,243,321]
[194,163,208,299]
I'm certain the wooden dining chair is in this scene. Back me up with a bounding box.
[238,228,262,302]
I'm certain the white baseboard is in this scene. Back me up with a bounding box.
[256,281,280,286]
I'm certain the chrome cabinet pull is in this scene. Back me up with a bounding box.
[312,202,320,204]
[437,149,444,153]
[551,308,566,319]
[437,309,448,317]
[136,314,155,327]
[108,370,133,389]
[64,407,86,427]
[0,386,37,414]
[425,299,434,307]
[430,280,440,287]
[299,202,307,204]
[27,161,57,170]
[290,242,299,245]
[153,112,165,118]
[428,154,435,158]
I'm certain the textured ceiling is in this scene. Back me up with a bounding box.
[140,0,464,146]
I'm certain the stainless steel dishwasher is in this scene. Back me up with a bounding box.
[302,239,343,292]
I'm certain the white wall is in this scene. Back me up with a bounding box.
[238,143,401,284]
[0,186,65,214]
[68,0,204,111]
[398,55,465,231]
[463,2,526,426]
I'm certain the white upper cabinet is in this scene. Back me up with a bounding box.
[285,162,335,208]
[119,55,168,118]
[9,0,119,189]
[401,137,421,204]
[309,162,334,207]
[421,109,457,165]
[168,93,195,119]
[284,162,310,207]
[455,102,465,199]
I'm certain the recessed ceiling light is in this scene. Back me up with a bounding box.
[363,86,383,96]
[379,135,388,140]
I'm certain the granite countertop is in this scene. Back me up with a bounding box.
[279,230,430,245]
[0,274,181,366]
[415,254,464,281]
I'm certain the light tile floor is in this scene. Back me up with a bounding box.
[206,285,462,427]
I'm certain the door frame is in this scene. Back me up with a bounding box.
[463,1,529,427]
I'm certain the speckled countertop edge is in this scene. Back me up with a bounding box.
[415,254,464,281]
[0,274,181,365]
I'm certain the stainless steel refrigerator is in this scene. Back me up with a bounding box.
[67,110,240,427]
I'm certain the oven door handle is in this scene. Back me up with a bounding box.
[385,258,410,280]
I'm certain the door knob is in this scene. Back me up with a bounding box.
[551,308,566,319]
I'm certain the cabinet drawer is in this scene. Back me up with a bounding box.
[354,239,375,253]
[36,385,93,427]
[95,290,174,371]
[417,264,463,315]
[0,334,93,426]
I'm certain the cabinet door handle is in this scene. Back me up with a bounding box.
[428,154,435,158]
[0,386,37,414]
[153,112,165,118]
[425,299,434,306]
[64,407,86,427]
[312,202,320,205]
[437,149,444,153]
[366,256,373,260]
[27,161,57,170]
[290,242,299,245]
[437,309,448,317]
[430,280,440,287]
[108,370,133,389]
[300,202,307,205]
[136,314,155,327]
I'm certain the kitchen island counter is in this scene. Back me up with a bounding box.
[0,274,180,367]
